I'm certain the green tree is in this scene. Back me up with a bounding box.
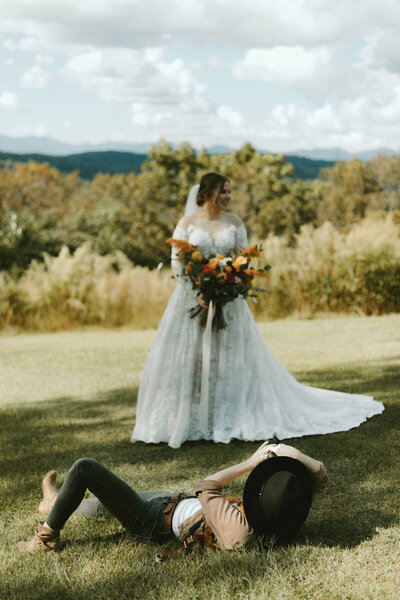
[317,159,379,228]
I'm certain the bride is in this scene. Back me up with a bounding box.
[130,172,384,449]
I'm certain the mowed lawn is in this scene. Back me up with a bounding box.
[0,314,399,600]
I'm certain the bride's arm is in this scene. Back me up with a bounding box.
[171,217,207,306]
[170,220,194,293]
[234,220,249,252]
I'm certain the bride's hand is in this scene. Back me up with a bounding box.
[196,293,208,308]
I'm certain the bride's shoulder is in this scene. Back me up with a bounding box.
[225,213,245,229]
[177,213,202,230]
[176,215,191,231]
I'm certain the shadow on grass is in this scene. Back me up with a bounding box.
[293,359,400,402]
[1,360,399,554]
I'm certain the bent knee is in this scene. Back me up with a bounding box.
[71,457,100,472]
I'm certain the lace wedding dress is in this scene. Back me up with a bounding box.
[131,222,384,449]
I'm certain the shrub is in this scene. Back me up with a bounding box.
[0,244,175,331]
[254,215,400,318]
[1,216,399,331]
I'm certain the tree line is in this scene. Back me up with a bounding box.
[1,140,399,274]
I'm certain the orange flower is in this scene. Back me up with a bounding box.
[224,265,232,273]
[242,268,255,278]
[185,261,194,274]
[191,250,204,262]
[166,238,196,252]
[216,254,224,259]
[216,272,227,282]
[202,264,214,274]
[232,255,248,270]
[207,257,220,270]
[241,245,260,258]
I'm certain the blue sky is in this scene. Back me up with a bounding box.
[0,0,399,152]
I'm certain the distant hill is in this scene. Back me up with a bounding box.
[285,155,334,179]
[0,149,335,180]
[0,134,397,162]
[291,147,397,161]
[0,134,152,156]
[0,150,147,179]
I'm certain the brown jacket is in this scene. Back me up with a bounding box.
[178,462,328,550]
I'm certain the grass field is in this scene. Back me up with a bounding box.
[0,314,399,599]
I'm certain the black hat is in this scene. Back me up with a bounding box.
[243,455,312,541]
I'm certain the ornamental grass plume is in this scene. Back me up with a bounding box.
[1,215,400,331]
[0,244,175,330]
[255,214,400,319]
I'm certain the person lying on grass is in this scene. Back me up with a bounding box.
[18,441,327,557]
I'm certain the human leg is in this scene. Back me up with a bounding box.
[37,465,167,519]
[38,470,58,514]
[45,458,151,531]
[73,490,166,517]
[19,458,170,552]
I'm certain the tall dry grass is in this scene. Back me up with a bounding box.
[1,215,399,331]
[0,244,175,331]
[254,214,400,318]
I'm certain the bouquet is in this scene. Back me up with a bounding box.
[167,238,271,330]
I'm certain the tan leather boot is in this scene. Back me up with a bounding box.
[17,521,61,552]
[38,470,58,514]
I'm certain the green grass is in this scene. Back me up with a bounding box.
[1,314,399,600]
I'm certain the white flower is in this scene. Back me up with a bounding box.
[219,255,234,268]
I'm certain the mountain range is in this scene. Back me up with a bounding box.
[0,135,397,162]
[0,148,336,180]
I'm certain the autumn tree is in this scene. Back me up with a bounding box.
[0,161,80,271]
[369,153,400,212]
[0,160,80,218]
[317,159,379,228]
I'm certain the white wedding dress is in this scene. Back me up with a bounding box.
[131,221,384,449]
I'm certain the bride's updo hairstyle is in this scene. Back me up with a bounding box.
[197,172,229,206]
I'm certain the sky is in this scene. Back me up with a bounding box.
[0,0,400,153]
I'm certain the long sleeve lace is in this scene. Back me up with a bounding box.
[235,223,248,252]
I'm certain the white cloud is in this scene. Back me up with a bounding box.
[0,91,19,109]
[259,87,400,152]
[232,46,332,84]
[21,65,51,88]
[63,46,247,145]
[5,123,49,137]
[3,38,18,51]
[361,28,400,73]
[216,105,242,125]
[1,1,400,152]
[1,0,400,52]
[129,100,246,147]
[34,53,56,65]
[232,35,400,106]
[0,57,15,66]
[64,48,207,107]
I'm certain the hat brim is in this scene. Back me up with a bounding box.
[243,456,312,539]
